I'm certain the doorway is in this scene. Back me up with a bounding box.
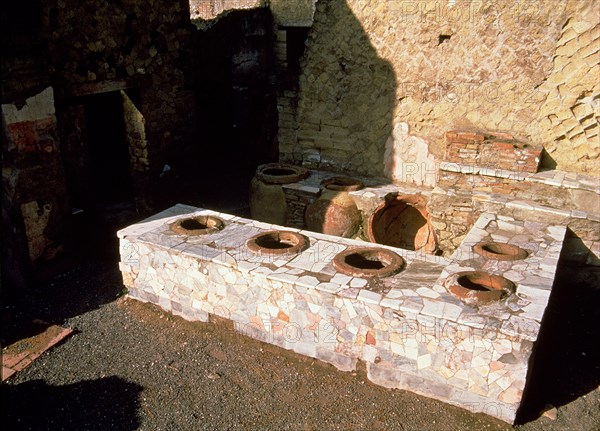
[57,89,138,258]
[82,91,134,208]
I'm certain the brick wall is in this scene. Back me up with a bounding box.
[444,131,541,174]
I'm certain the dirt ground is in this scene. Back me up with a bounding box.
[2,213,599,430]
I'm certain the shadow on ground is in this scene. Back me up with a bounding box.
[2,376,143,430]
[517,228,600,423]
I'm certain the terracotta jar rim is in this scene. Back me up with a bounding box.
[170,215,225,236]
[321,176,364,192]
[256,163,309,185]
[333,246,405,278]
[473,242,529,261]
[246,230,308,255]
[444,271,516,304]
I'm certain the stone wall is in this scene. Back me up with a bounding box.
[190,0,263,21]
[280,0,600,181]
[49,0,196,207]
[2,87,69,264]
[189,0,315,26]
[429,167,600,253]
[2,0,199,281]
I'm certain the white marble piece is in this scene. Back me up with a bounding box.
[358,289,382,306]
[385,289,404,299]
[296,275,321,289]
[399,299,423,315]
[269,272,300,285]
[501,316,540,341]
[421,298,445,319]
[520,302,548,322]
[380,297,402,311]
[330,273,353,286]
[350,278,368,288]
[417,353,432,370]
[343,299,358,319]
[416,287,440,299]
[315,282,342,295]
[439,161,461,172]
[307,302,321,314]
[442,303,464,321]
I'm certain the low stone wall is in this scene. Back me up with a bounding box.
[119,204,566,423]
[432,163,600,253]
[263,165,599,257]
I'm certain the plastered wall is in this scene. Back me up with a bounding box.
[280,0,599,180]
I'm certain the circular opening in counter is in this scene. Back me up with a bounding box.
[321,176,364,192]
[444,271,516,304]
[473,242,529,261]
[246,231,308,255]
[255,163,309,185]
[170,215,225,235]
[368,194,437,253]
[333,247,405,278]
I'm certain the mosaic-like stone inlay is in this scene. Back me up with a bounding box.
[118,204,566,424]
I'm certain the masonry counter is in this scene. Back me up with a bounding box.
[118,204,566,423]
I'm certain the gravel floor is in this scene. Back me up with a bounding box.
[2,233,599,431]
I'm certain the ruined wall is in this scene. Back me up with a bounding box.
[280,0,599,180]
[2,88,69,264]
[2,2,69,278]
[190,0,263,21]
[49,0,196,205]
[2,0,199,282]
[189,0,314,26]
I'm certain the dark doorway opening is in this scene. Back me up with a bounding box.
[82,91,134,208]
[191,8,278,213]
[57,90,137,260]
[285,27,310,75]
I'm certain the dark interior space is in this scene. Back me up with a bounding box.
[83,91,134,209]
[284,27,310,75]
[0,0,48,106]
[57,90,136,214]
[0,0,42,50]
[187,8,278,212]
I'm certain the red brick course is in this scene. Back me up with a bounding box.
[444,131,541,173]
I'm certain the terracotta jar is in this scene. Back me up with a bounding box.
[249,163,309,225]
[305,176,364,238]
[367,193,437,253]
